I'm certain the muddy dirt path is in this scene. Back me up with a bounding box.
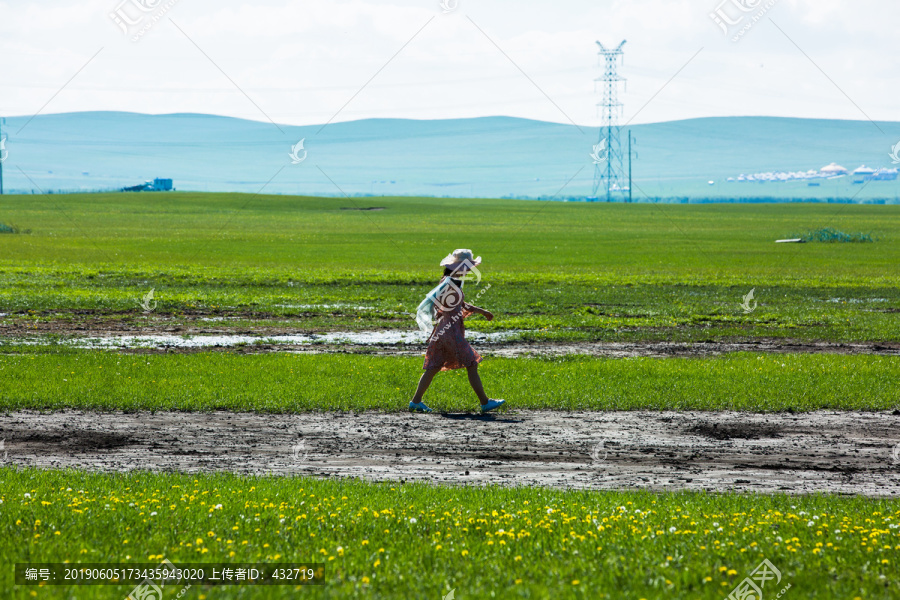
[484,340,900,358]
[217,339,900,358]
[2,410,898,497]
[4,310,900,357]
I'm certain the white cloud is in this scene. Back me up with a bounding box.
[0,0,896,126]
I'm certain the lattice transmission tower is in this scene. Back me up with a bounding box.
[591,40,627,202]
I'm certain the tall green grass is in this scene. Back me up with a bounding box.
[0,348,897,412]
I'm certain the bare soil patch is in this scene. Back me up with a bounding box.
[2,312,900,358]
[2,410,898,497]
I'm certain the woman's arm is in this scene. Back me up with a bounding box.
[463,303,493,321]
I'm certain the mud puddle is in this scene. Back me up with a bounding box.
[4,333,899,358]
[11,330,516,349]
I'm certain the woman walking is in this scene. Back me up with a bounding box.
[409,249,505,414]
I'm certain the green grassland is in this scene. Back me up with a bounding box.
[0,347,897,413]
[2,469,898,599]
[2,193,899,600]
[1,192,899,343]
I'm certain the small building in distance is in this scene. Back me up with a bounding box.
[727,163,897,185]
[873,168,899,181]
[123,178,174,192]
[851,165,898,182]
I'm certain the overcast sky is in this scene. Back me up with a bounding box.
[1,0,897,127]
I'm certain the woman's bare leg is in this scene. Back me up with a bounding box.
[466,365,490,405]
[412,368,441,404]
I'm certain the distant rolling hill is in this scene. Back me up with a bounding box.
[1,111,899,201]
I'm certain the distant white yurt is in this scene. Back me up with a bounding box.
[873,168,899,181]
[820,162,849,175]
[853,165,876,176]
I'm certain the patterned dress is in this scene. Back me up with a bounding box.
[423,278,483,371]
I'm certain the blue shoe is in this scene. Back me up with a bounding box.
[409,401,433,413]
[480,399,506,413]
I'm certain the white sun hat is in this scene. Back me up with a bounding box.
[439,249,482,272]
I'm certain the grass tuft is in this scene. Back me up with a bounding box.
[0,222,31,234]
[796,227,873,243]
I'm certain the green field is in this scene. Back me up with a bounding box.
[2,192,898,599]
[0,347,897,413]
[2,469,898,600]
[1,192,898,343]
